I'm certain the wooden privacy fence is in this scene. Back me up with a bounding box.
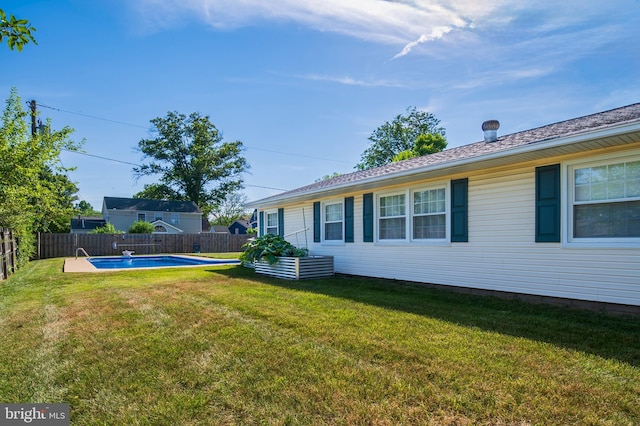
[38,233,252,259]
[1,228,18,281]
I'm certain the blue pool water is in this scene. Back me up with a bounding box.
[88,255,240,270]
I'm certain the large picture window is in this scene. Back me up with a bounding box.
[570,156,640,240]
[376,183,449,243]
[323,201,343,241]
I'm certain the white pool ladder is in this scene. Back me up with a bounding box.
[75,247,90,259]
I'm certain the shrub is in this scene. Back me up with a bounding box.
[128,220,155,234]
[90,223,123,234]
[240,234,308,265]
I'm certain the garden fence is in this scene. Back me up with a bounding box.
[37,233,252,259]
[1,228,17,281]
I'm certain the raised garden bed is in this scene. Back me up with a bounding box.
[254,256,334,280]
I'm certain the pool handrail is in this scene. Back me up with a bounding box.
[75,247,90,259]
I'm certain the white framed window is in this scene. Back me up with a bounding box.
[378,193,406,240]
[171,213,180,225]
[412,187,447,240]
[137,213,146,222]
[323,201,344,242]
[266,210,279,235]
[376,182,449,243]
[567,152,640,244]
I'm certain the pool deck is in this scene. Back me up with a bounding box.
[64,257,100,273]
[64,255,239,273]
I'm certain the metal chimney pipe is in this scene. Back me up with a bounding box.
[482,120,500,142]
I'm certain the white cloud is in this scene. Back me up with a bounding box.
[388,26,454,61]
[129,0,634,63]
[130,0,509,47]
[299,74,406,88]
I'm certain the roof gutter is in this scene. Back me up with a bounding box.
[246,120,640,209]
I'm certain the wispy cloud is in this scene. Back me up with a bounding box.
[388,26,454,61]
[129,0,634,65]
[130,0,508,53]
[299,74,406,88]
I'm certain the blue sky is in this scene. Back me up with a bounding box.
[3,0,639,211]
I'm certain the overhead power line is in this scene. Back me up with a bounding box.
[40,103,353,165]
[37,103,150,129]
[62,149,142,167]
[61,149,289,192]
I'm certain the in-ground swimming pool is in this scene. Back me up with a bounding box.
[88,255,240,270]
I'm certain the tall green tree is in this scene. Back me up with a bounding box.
[392,133,448,162]
[133,111,248,216]
[0,8,37,51]
[75,200,101,216]
[356,106,447,170]
[209,192,248,226]
[0,88,80,262]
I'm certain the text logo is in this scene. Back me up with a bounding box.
[1,404,69,425]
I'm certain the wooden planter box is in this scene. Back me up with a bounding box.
[254,256,334,280]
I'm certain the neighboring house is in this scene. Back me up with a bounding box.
[201,217,211,233]
[70,216,106,234]
[211,225,231,234]
[246,103,640,310]
[229,219,250,234]
[102,197,203,234]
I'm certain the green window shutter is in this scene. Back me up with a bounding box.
[451,178,468,242]
[259,211,264,237]
[313,202,321,243]
[363,193,374,242]
[278,208,284,237]
[535,164,561,242]
[345,197,354,243]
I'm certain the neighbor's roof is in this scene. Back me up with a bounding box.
[103,197,202,213]
[211,225,231,233]
[70,217,106,230]
[247,102,640,208]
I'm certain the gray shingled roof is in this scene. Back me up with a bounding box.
[249,102,640,206]
[70,217,106,231]
[103,197,201,213]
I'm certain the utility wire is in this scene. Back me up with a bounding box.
[61,149,289,192]
[57,154,87,203]
[41,103,353,165]
[62,149,142,167]
[38,103,150,130]
[246,145,352,164]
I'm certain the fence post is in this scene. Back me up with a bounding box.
[0,228,19,282]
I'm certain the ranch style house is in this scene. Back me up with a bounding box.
[246,103,640,312]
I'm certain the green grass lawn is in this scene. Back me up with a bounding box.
[1,257,639,425]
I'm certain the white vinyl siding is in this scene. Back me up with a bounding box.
[276,147,640,307]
